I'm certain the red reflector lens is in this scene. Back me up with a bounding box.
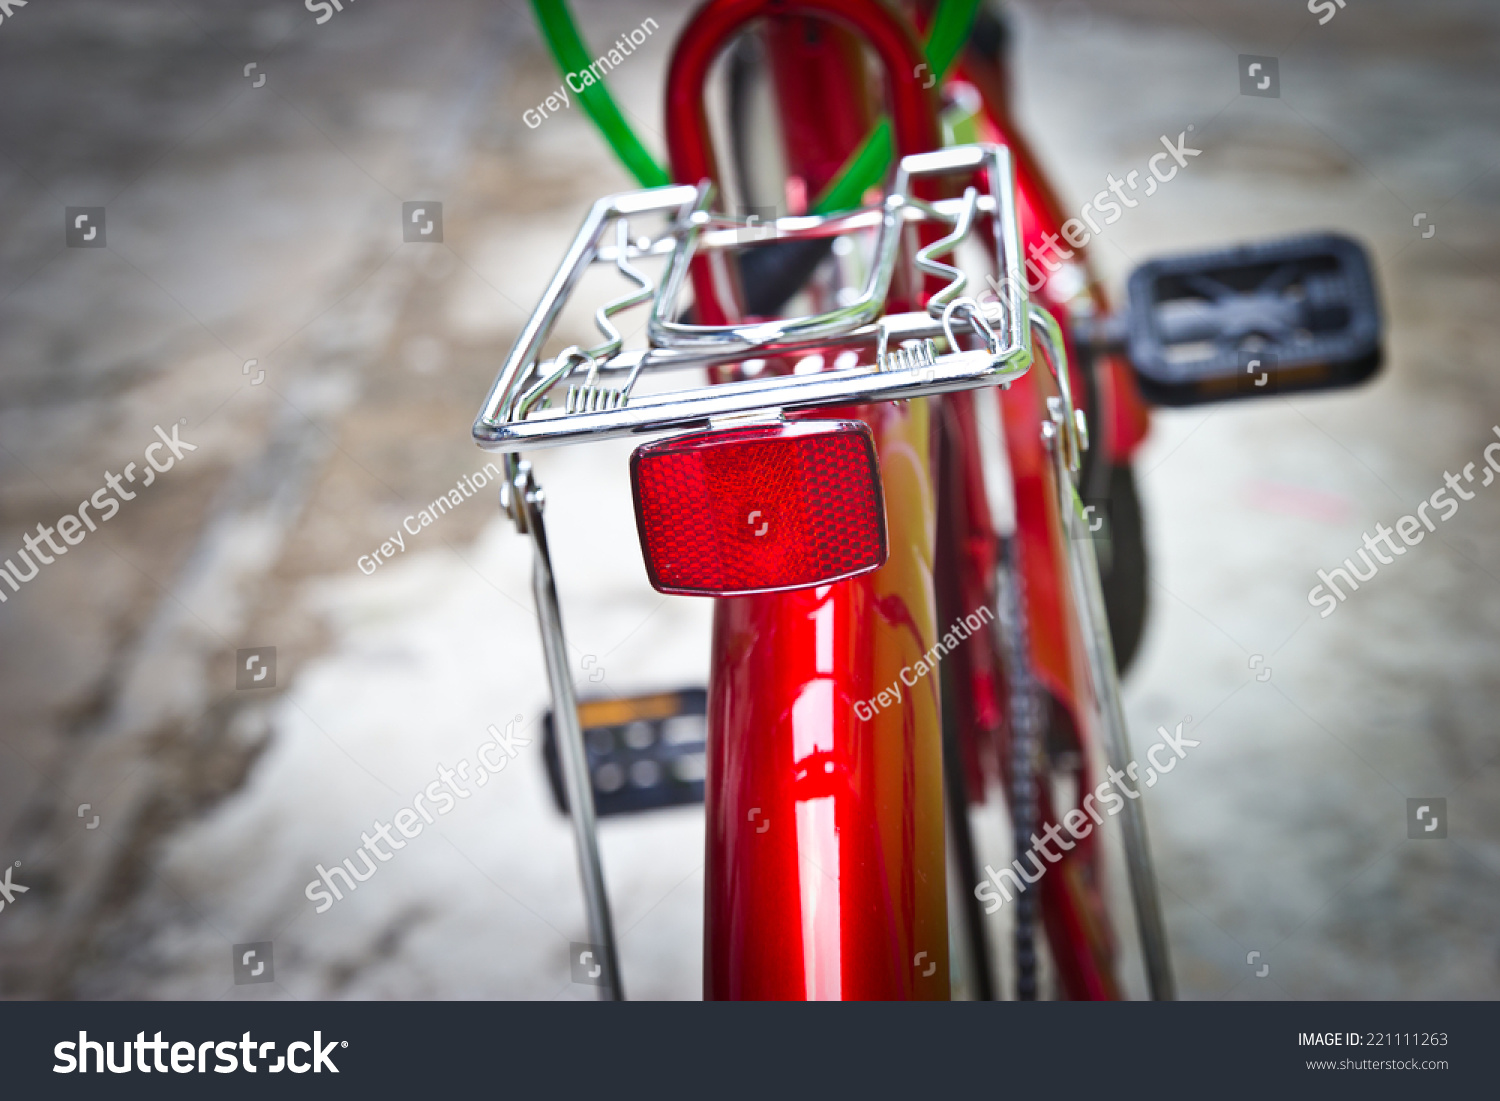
[630,420,888,596]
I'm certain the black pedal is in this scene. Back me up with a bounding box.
[542,688,707,817]
[1124,232,1382,406]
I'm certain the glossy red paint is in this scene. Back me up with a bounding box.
[761,15,878,202]
[666,0,1124,999]
[992,347,1120,1000]
[947,34,1131,996]
[665,0,942,329]
[934,337,1120,1000]
[956,55,1152,462]
[666,0,950,999]
[705,399,948,1000]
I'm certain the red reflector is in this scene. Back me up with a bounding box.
[630,420,888,596]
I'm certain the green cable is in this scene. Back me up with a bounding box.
[530,0,981,206]
[530,0,669,187]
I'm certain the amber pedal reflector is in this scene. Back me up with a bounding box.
[629,420,888,596]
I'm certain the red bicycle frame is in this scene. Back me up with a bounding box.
[666,0,1136,999]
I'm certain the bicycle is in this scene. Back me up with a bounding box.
[474,0,1383,1001]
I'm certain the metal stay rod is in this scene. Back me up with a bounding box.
[1066,507,1176,1002]
[511,462,624,1001]
[1029,309,1175,1001]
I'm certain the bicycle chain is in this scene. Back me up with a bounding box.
[995,535,1044,1001]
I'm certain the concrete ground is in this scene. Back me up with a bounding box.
[0,0,1495,1000]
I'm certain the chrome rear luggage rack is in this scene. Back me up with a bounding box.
[470,144,1043,1003]
[472,144,1035,453]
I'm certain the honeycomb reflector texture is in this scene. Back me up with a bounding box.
[630,421,887,596]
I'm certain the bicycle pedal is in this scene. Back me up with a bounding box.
[542,688,707,818]
[1124,231,1382,406]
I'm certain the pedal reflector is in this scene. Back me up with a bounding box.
[629,420,887,596]
[543,689,707,818]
